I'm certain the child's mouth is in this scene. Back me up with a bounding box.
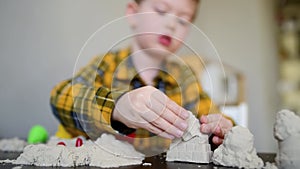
[159,35,172,47]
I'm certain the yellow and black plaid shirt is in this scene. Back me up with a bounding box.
[50,48,221,152]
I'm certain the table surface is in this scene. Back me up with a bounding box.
[0,151,275,169]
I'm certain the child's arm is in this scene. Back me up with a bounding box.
[50,49,190,140]
[50,51,128,138]
[50,79,118,138]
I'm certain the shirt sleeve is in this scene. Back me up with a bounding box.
[50,53,128,139]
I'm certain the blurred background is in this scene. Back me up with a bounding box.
[0,0,299,153]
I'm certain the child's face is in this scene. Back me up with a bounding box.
[128,0,197,57]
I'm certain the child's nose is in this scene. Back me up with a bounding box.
[165,14,176,31]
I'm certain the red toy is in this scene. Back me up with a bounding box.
[75,138,83,147]
[57,142,66,146]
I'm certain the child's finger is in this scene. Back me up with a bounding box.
[213,126,225,138]
[158,107,188,131]
[152,118,183,138]
[212,135,224,145]
[205,114,224,124]
[166,99,189,120]
[200,122,224,137]
[144,123,174,139]
[148,98,188,131]
[200,115,208,124]
[150,89,189,120]
[143,111,184,138]
[200,123,214,134]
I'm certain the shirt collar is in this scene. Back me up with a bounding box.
[114,48,178,88]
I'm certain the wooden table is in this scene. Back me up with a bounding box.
[0,151,275,169]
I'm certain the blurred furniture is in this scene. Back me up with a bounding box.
[277,0,300,114]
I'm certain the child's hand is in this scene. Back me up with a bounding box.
[200,114,233,145]
[112,86,189,139]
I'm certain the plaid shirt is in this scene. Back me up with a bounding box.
[50,48,221,152]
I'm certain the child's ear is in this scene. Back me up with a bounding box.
[126,1,139,29]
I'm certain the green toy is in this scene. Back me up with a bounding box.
[27,125,48,144]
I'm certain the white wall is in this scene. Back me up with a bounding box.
[0,0,129,139]
[197,0,279,152]
[0,0,279,152]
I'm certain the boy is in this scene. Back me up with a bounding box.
[50,0,233,153]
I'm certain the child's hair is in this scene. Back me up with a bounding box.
[134,0,143,3]
[134,0,200,21]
